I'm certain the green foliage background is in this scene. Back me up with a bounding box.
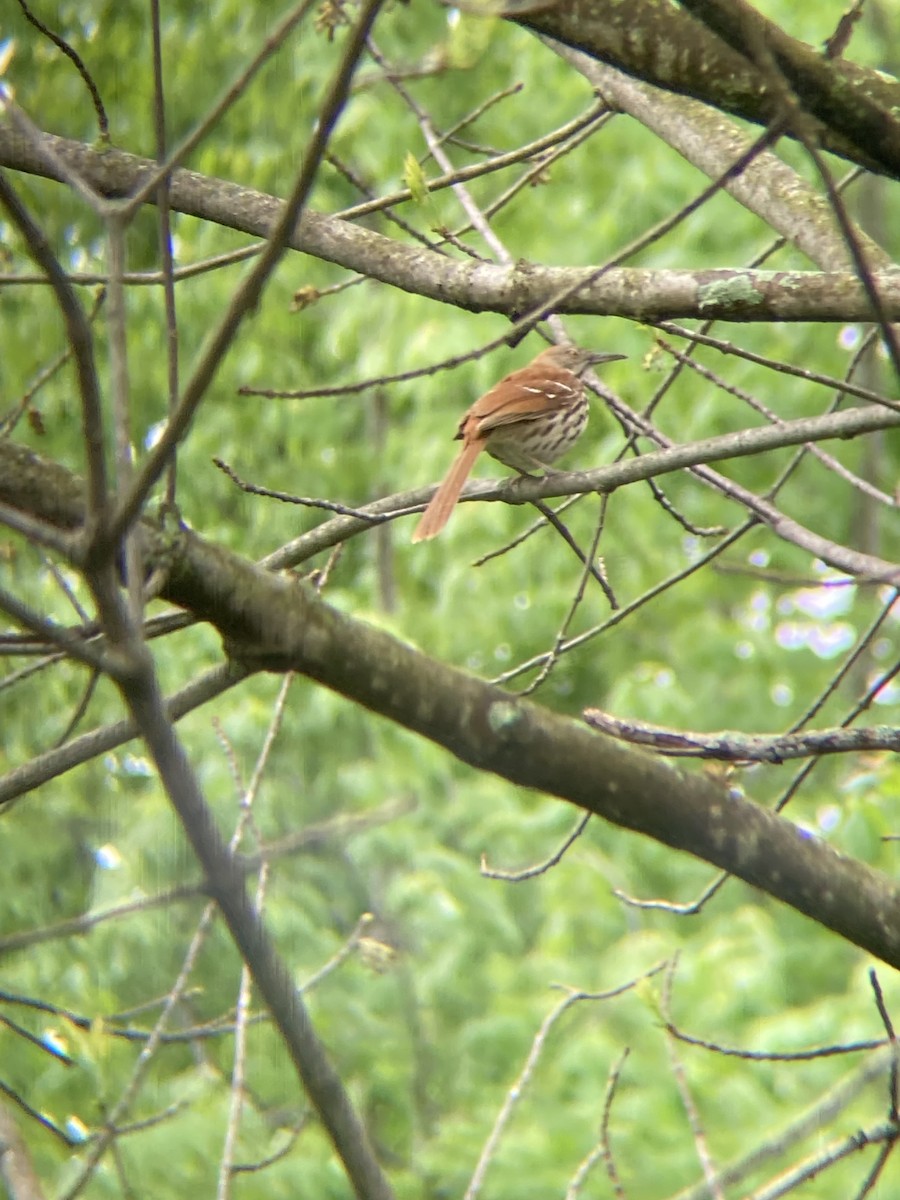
[1,1,899,1196]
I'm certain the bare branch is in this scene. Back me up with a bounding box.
[583,710,900,761]
[6,128,900,322]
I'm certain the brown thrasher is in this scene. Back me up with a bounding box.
[412,343,625,542]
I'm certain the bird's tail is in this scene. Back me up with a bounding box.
[411,439,484,542]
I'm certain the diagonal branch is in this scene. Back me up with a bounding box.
[156,521,900,971]
[3,441,900,970]
[549,41,885,273]
[513,0,900,178]
[673,0,900,174]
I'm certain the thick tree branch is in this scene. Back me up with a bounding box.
[3,441,900,969]
[122,521,900,973]
[674,0,900,173]
[513,0,900,178]
[3,129,900,322]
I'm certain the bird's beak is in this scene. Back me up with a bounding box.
[586,351,627,365]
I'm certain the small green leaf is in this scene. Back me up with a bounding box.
[403,151,430,207]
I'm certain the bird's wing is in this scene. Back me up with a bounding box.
[471,369,579,434]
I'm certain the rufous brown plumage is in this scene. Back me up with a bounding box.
[412,343,624,542]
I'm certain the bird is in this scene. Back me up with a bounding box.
[411,342,625,542]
